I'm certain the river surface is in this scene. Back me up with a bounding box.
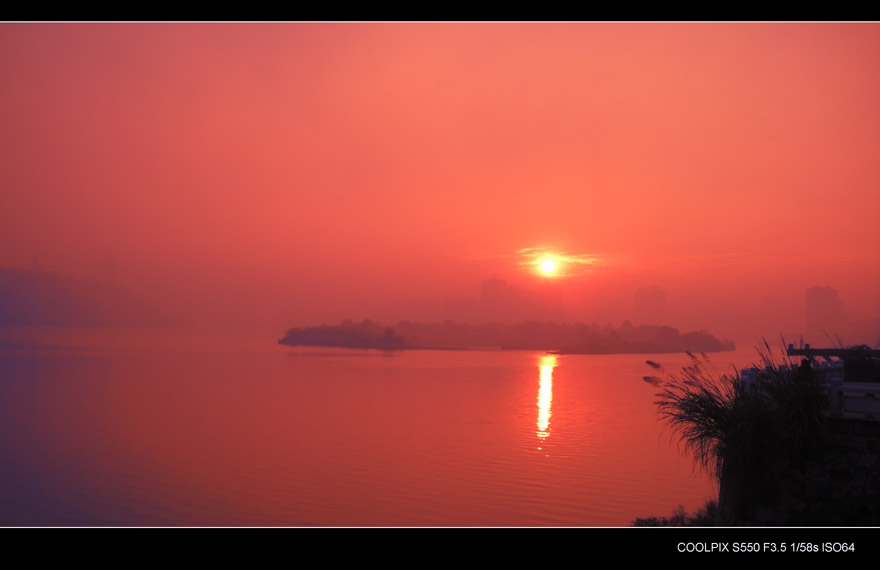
[0,326,761,526]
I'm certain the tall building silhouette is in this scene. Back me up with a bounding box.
[805,285,847,335]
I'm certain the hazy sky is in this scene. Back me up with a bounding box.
[2,23,879,338]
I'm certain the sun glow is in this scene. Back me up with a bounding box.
[514,246,604,278]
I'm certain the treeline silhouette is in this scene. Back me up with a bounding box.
[279,320,408,350]
[279,319,735,354]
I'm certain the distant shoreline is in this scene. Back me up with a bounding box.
[278,319,737,355]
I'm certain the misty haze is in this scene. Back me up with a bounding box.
[1,22,879,530]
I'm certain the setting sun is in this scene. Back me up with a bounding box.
[539,258,557,274]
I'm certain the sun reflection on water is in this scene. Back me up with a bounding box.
[537,354,557,449]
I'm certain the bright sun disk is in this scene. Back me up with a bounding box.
[540,258,556,274]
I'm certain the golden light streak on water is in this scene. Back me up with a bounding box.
[537,354,557,449]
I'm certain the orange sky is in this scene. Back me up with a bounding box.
[1,23,879,340]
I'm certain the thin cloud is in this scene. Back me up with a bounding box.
[514,247,611,277]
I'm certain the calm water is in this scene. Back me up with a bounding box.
[0,326,758,526]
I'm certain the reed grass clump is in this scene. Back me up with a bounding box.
[643,341,829,524]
